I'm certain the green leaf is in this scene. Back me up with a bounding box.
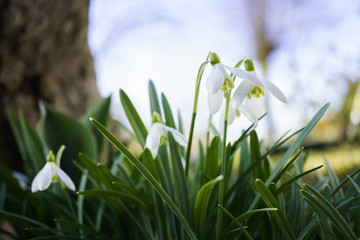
[54,218,111,240]
[323,158,344,200]
[7,112,46,174]
[218,205,253,240]
[77,190,147,211]
[168,133,192,222]
[250,131,262,180]
[120,89,148,147]
[195,175,223,239]
[206,136,220,179]
[248,102,330,211]
[161,93,176,129]
[0,160,25,199]
[254,179,296,240]
[302,184,357,240]
[141,148,159,180]
[277,165,323,194]
[90,118,197,240]
[6,110,28,163]
[77,170,88,225]
[38,105,96,182]
[234,208,278,223]
[0,210,49,229]
[149,80,162,117]
[81,96,111,156]
[272,149,303,184]
[348,175,360,194]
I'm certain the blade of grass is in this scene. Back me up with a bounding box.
[194,175,223,239]
[302,184,357,240]
[218,205,253,240]
[254,179,296,240]
[90,118,197,240]
[248,103,330,211]
[149,80,162,117]
[119,89,148,147]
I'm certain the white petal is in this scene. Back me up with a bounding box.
[150,146,159,159]
[217,63,231,79]
[164,126,187,146]
[31,164,48,192]
[206,64,225,93]
[238,105,258,125]
[208,91,223,115]
[221,104,236,125]
[231,80,251,108]
[56,166,75,191]
[246,96,263,120]
[145,123,161,150]
[228,105,236,125]
[37,162,53,191]
[224,66,263,87]
[262,79,287,103]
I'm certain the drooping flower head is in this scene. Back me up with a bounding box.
[206,53,264,115]
[145,112,187,158]
[206,52,235,115]
[31,147,75,193]
[230,59,287,122]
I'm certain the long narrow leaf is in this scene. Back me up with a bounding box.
[254,179,296,240]
[248,103,330,211]
[218,205,253,240]
[303,184,357,240]
[90,118,197,240]
[149,80,162,117]
[195,175,223,239]
[119,89,148,147]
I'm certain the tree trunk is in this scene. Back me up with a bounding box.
[0,0,101,171]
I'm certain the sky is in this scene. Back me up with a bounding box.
[88,0,360,142]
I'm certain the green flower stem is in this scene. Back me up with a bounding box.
[185,112,196,178]
[185,52,211,179]
[206,114,213,150]
[216,93,231,238]
[60,181,77,221]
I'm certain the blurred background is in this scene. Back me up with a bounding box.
[1,0,360,175]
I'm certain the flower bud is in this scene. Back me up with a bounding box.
[244,59,255,71]
[152,111,162,124]
[47,150,56,162]
[210,52,221,66]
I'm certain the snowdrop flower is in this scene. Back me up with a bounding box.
[206,53,263,115]
[145,112,187,158]
[230,59,287,122]
[31,149,75,193]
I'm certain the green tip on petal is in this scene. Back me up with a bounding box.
[210,52,221,66]
[244,59,255,71]
[47,150,56,163]
[152,111,162,124]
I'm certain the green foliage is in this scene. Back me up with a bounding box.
[1,63,360,240]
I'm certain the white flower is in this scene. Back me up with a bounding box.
[206,55,263,115]
[206,63,234,115]
[145,122,187,158]
[229,67,287,122]
[31,160,75,193]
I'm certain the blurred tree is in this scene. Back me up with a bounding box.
[242,0,296,137]
[0,0,100,171]
[339,78,360,141]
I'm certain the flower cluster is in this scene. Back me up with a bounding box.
[206,52,287,127]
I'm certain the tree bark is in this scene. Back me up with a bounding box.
[0,0,101,171]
